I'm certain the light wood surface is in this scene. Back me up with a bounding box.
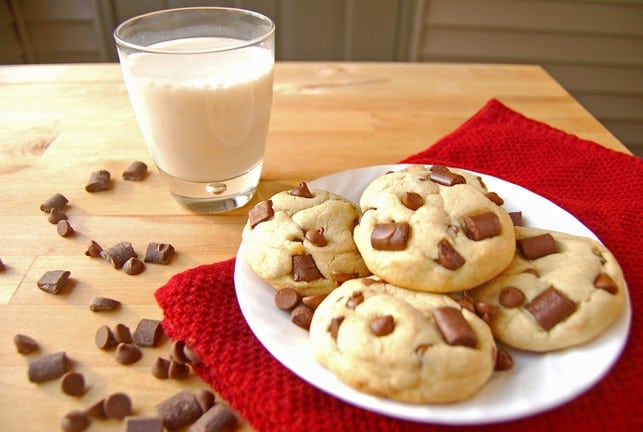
[0,62,629,431]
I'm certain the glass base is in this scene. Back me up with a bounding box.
[158,162,262,213]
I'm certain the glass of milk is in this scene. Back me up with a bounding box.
[114,8,275,213]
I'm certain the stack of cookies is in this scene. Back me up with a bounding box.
[241,165,626,404]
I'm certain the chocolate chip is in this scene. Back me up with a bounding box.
[289,182,313,198]
[85,398,107,419]
[48,208,68,224]
[370,315,395,336]
[248,200,274,228]
[291,304,314,329]
[292,254,323,282]
[113,323,133,344]
[183,345,201,365]
[168,361,191,379]
[101,241,137,269]
[95,325,116,350]
[84,240,103,257]
[401,192,423,210]
[370,222,410,250]
[122,161,148,181]
[123,257,145,275]
[301,293,328,310]
[509,211,523,226]
[61,410,90,432]
[57,220,74,237]
[429,165,466,186]
[305,227,327,247]
[89,296,121,312]
[144,242,175,264]
[14,334,39,354]
[114,343,142,365]
[594,273,618,294]
[37,270,70,294]
[432,307,477,348]
[170,340,189,364]
[328,316,344,340]
[330,271,357,287]
[125,416,163,432]
[85,169,111,192]
[455,295,475,313]
[194,389,216,413]
[495,348,514,371]
[463,212,501,241]
[156,390,202,430]
[525,287,576,331]
[189,404,238,432]
[485,192,504,206]
[40,193,68,212]
[436,239,465,270]
[516,233,559,260]
[104,392,132,419]
[499,286,526,308]
[28,351,69,382]
[151,357,171,379]
[133,319,163,347]
[474,301,499,322]
[274,287,300,311]
[346,291,364,310]
[61,371,86,396]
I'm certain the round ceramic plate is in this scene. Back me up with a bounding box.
[234,164,631,425]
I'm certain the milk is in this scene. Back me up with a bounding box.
[121,37,274,183]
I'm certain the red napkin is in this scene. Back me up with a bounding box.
[156,99,642,432]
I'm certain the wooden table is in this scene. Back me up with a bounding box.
[0,63,630,431]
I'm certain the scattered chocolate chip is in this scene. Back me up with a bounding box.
[61,410,90,432]
[495,348,514,371]
[122,161,148,181]
[525,287,576,331]
[37,270,70,294]
[302,293,328,310]
[133,319,163,347]
[516,233,559,260]
[151,357,171,379]
[95,325,116,350]
[429,166,466,186]
[125,416,163,432]
[292,254,323,282]
[89,296,121,312]
[330,271,357,286]
[57,219,74,237]
[123,257,145,275]
[305,227,327,247]
[474,302,499,322]
[170,340,190,364]
[104,392,132,420]
[156,390,202,430]
[183,344,201,365]
[144,242,175,264]
[433,307,477,348]
[100,241,137,269]
[455,296,475,313]
[370,222,410,251]
[509,211,523,226]
[189,404,238,432]
[114,343,142,365]
[499,286,526,308]
[291,304,314,330]
[47,208,68,225]
[14,334,39,354]
[195,389,216,413]
[85,398,107,419]
[274,287,300,311]
[346,291,364,310]
[40,193,68,212]
[84,240,103,257]
[463,212,501,241]
[248,200,274,228]
[594,273,618,294]
[85,170,111,192]
[436,239,465,270]
[328,316,344,340]
[370,315,395,336]
[485,192,504,206]
[61,371,86,396]
[401,192,423,210]
[289,182,313,198]
[28,351,69,383]
[113,323,133,344]
[168,361,190,379]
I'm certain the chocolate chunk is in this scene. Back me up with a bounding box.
[485,192,504,206]
[123,257,145,275]
[113,323,133,344]
[170,340,190,364]
[370,315,395,336]
[114,343,142,365]
[292,254,323,282]
[495,348,514,371]
[594,273,618,294]
[370,222,410,251]
[133,319,163,347]
[151,357,171,379]
[125,416,163,432]
[274,287,300,311]
[301,293,327,310]
[330,271,357,286]
[144,242,175,264]
[436,239,465,270]
[429,166,466,186]
[183,345,201,365]
[85,169,111,192]
[122,161,148,181]
[305,227,327,247]
[195,389,216,413]
[61,410,90,432]
[37,270,70,294]
[499,286,526,308]
[509,211,523,226]
[28,351,69,382]
[455,295,475,313]
[526,287,576,331]
[40,193,68,212]
[248,200,274,228]
[188,404,238,432]
[432,307,478,347]
[104,392,132,420]
[328,317,344,340]
[14,334,39,354]
[84,240,103,257]
[474,302,499,323]
[61,371,86,396]
[346,291,364,310]
[156,390,202,430]
[89,296,121,312]
[168,361,191,379]
[516,233,559,260]
[57,220,74,237]
[463,212,501,241]
[401,192,423,210]
[95,325,116,350]
[289,182,313,198]
[85,398,107,419]
[48,208,68,224]
[101,241,137,269]
[291,304,314,330]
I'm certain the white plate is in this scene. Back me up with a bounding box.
[234,164,631,425]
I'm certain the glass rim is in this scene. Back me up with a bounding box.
[113,7,275,55]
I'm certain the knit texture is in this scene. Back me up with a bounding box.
[155,99,642,432]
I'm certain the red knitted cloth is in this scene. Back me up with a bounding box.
[155,99,642,432]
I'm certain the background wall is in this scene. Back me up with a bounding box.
[1,0,641,156]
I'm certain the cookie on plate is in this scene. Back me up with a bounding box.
[353,165,516,293]
[469,226,627,352]
[242,182,370,296]
[309,277,497,403]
